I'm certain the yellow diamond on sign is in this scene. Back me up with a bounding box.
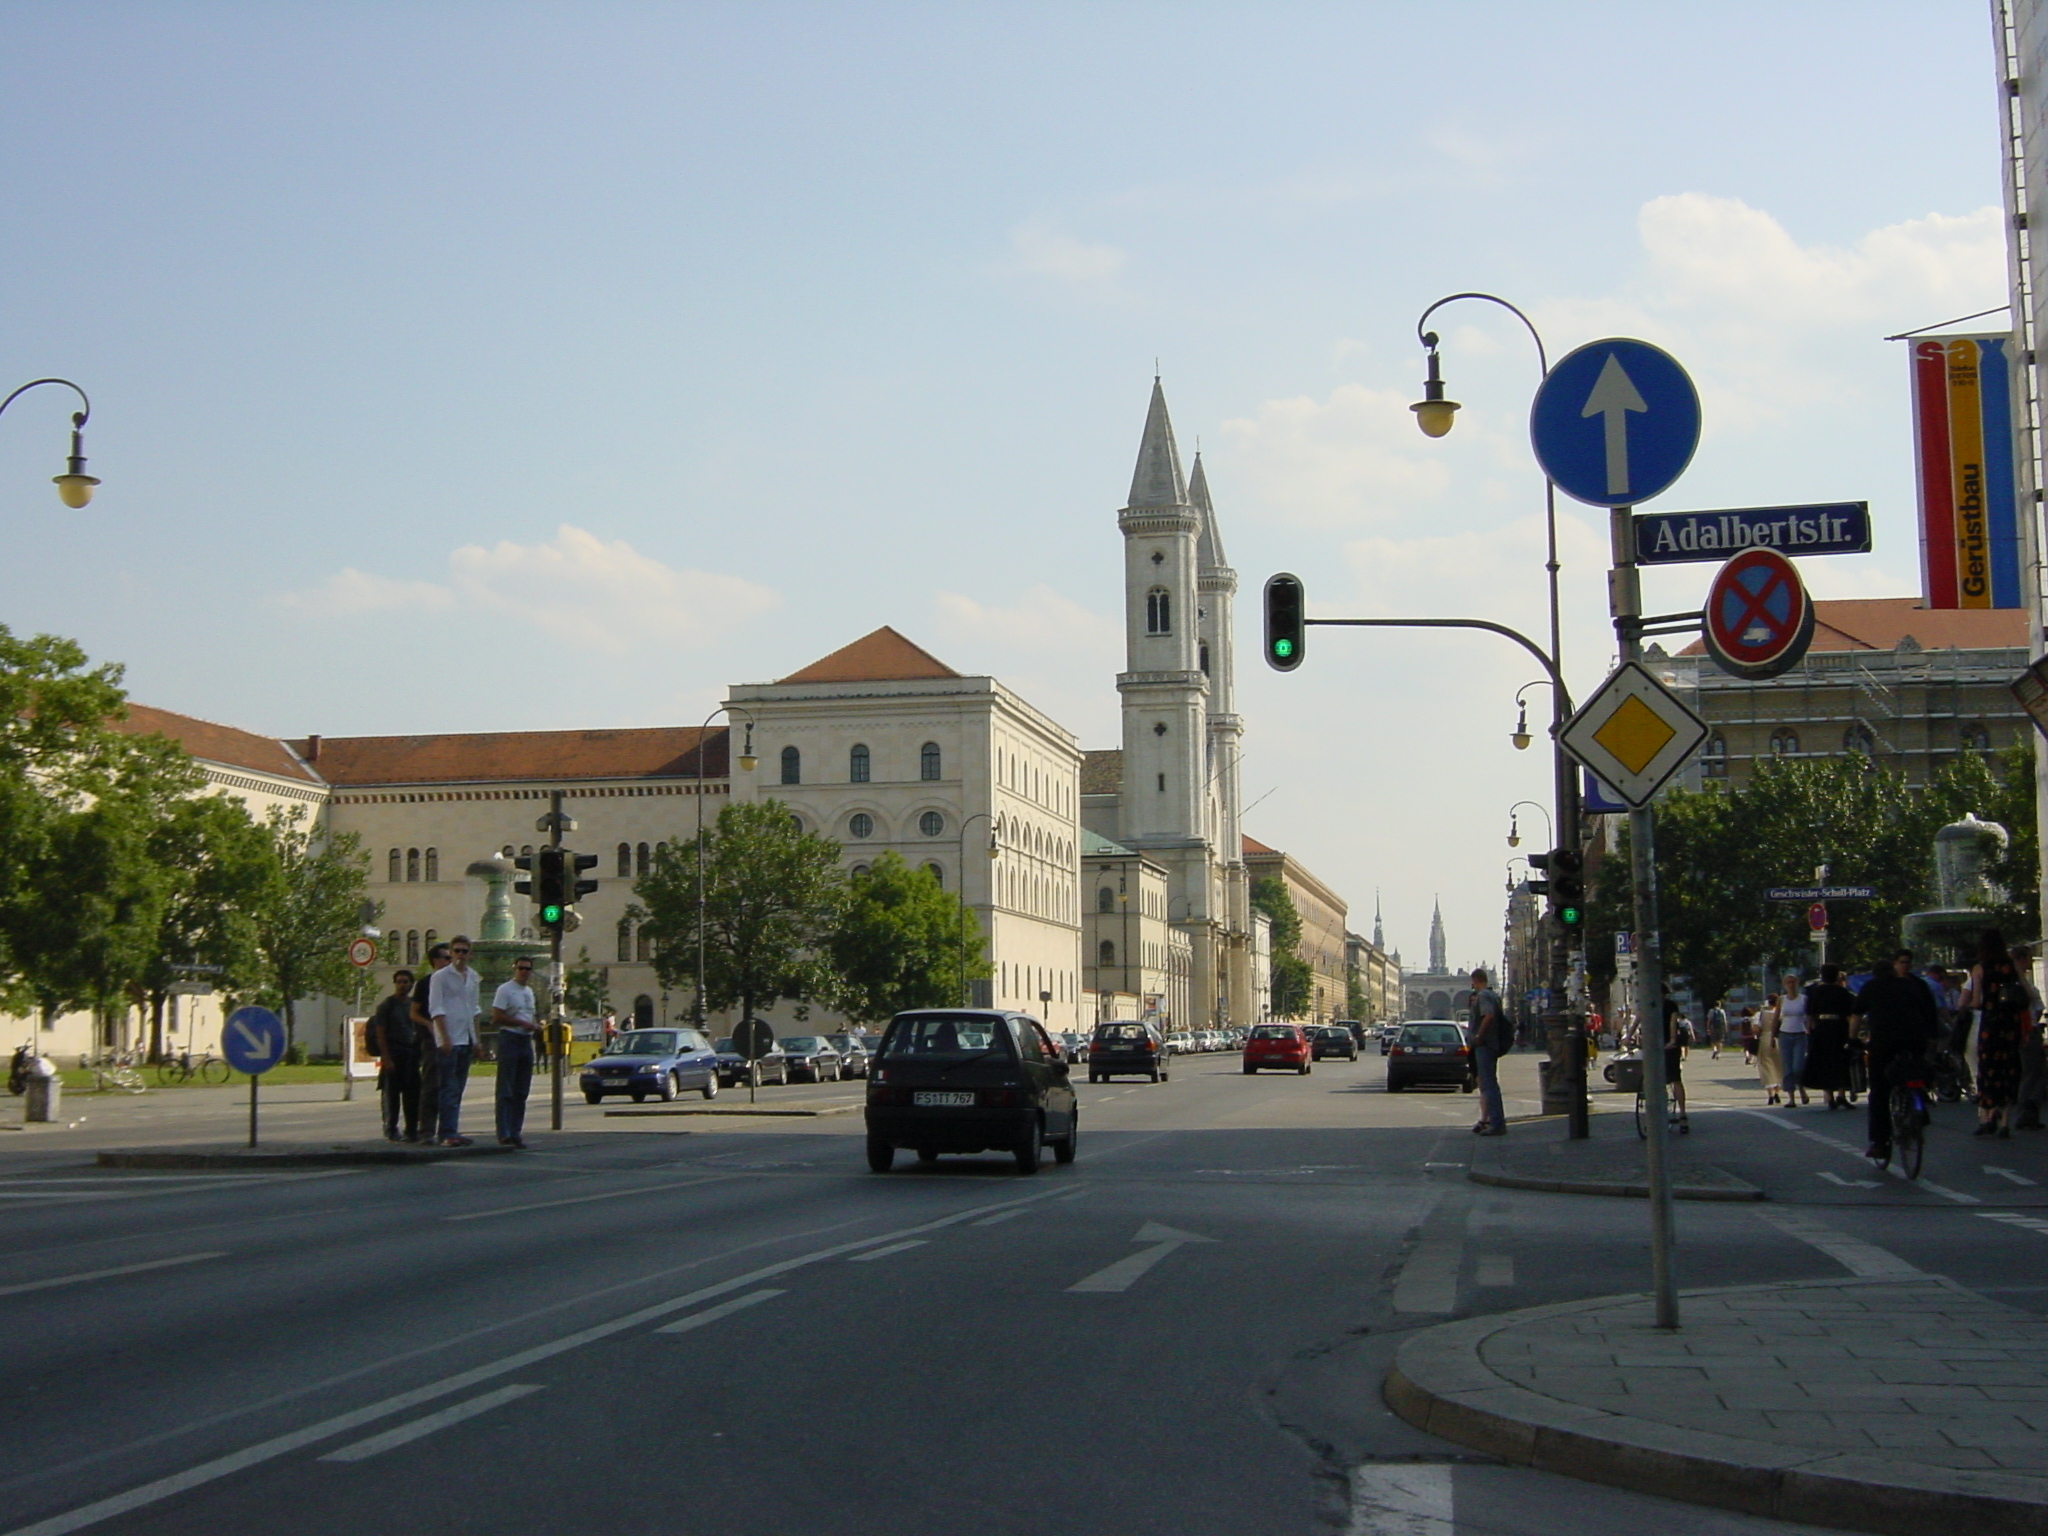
[1591,694,1677,776]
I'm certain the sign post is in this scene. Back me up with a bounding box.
[734,1017,775,1105]
[222,1005,288,1148]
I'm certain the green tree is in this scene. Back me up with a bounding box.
[139,794,275,1059]
[628,799,845,1025]
[565,946,610,1018]
[1252,875,1312,1018]
[250,805,373,1049]
[825,852,990,1023]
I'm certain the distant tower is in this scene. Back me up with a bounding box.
[1373,892,1384,951]
[1429,899,1447,973]
[1190,446,1250,1027]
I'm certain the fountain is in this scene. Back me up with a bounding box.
[1901,812,2010,965]
[465,852,541,1056]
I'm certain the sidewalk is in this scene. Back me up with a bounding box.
[1470,1107,1763,1201]
[1387,1275,2048,1536]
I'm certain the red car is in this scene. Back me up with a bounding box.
[1242,1023,1312,1075]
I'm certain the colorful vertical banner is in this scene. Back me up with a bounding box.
[1909,333,2023,608]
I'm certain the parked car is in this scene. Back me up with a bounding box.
[581,1028,720,1104]
[864,1009,1078,1173]
[1089,1020,1169,1082]
[1311,1025,1358,1061]
[778,1035,843,1083]
[826,1034,874,1079]
[1242,1023,1312,1075]
[713,1037,790,1087]
[1385,1021,1475,1093]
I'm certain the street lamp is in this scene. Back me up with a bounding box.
[1412,291,1586,1138]
[1509,679,1554,751]
[0,379,99,507]
[691,705,758,1030]
[957,811,1000,1005]
[1505,801,1551,850]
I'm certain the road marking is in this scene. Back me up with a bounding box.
[1985,1166,2038,1186]
[653,1289,784,1334]
[1349,1462,1453,1535]
[1474,1254,1514,1287]
[1393,1233,1463,1313]
[1737,1108,1980,1204]
[445,1176,728,1221]
[971,1209,1027,1226]
[1817,1171,1881,1189]
[0,1252,228,1300]
[1755,1210,1921,1278]
[1978,1212,2048,1236]
[1067,1222,1216,1294]
[848,1240,927,1263]
[318,1385,544,1463]
[0,1183,1076,1536]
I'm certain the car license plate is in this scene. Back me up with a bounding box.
[913,1091,974,1107]
[1413,1047,1447,1055]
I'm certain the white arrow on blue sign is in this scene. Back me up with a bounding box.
[222,1005,288,1075]
[1530,338,1701,508]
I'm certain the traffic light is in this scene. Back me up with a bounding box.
[513,851,535,898]
[1263,572,1305,672]
[536,846,568,928]
[1549,847,1586,929]
[572,852,600,903]
[1523,850,1551,898]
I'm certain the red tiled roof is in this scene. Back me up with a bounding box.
[1080,749,1124,795]
[1242,834,1278,856]
[117,704,321,784]
[778,626,960,684]
[1677,597,2027,656]
[298,726,728,786]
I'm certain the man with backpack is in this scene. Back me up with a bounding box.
[1468,968,1507,1136]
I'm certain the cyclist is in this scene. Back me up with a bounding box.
[1854,948,1941,1165]
[1660,986,1690,1133]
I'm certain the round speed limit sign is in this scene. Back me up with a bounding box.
[347,937,378,968]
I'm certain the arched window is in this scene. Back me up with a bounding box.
[406,848,420,882]
[636,927,652,962]
[849,813,874,840]
[501,845,514,860]
[1099,940,1116,967]
[424,929,437,955]
[850,744,870,783]
[616,842,632,877]
[1098,887,1115,914]
[388,849,401,884]
[921,742,941,781]
[617,919,632,963]
[789,814,804,833]
[655,841,668,865]
[780,746,801,785]
[1701,734,1727,779]
[1962,722,1991,753]
[1146,587,1171,635]
[924,862,944,888]
[521,844,534,859]
[424,848,438,881]
[1769,729,1799,757]
[1844,722,1876,756]
[636,843,651,877]
[1199,642,1210,676]
[851,864,870,878]
[919,811,944,837]
[406,930,420,965]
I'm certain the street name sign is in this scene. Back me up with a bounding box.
[1530,338,1701,508]
[1633,502,1871,565]
[223,1006,287,1076]
[1701,548,1815,680]
[1766,885,1877,901]
[1558,661,1708,808]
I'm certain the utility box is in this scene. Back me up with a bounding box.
[25,1072,60,1122]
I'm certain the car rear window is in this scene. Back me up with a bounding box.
[611,1031,677,1055]
[1094,1023,1150,1042]
[879,1016,1013,1059]
[781,1037,824,1052]
[1403,1025,1464,1044]
[1249,1025,1295,1040]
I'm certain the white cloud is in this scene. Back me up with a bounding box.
[930,583,1122,742]
[1218,384,1455,530]
[1000,219,1128,286]
[274,525,778,655]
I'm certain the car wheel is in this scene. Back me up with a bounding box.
[1089,1071,1101,1083]
[1298,1063,1310,1076]
[1462,1076,1477,1094]
[1053,1112,1078,1165]
[917,1147,939,1164]
[1149,1067,1161,1083]
[1387,1079,1404,1093]
[1243,1064,1256,1075]
[1161,1070,1170,1082]
[583,1091,603,1105]
[701,1072,718,1101]
[866,1135,895,1172]
[630,1090,648,1103]
[659,1072,679,1102]
[1013,1116,1043,1175]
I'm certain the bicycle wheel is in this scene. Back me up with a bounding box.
[1635,1089,1647,1140]
[199,1056,231,1086]
[154,1061,181,1087]
[1891,1087,1924,1180]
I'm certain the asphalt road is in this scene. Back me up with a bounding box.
[1,1048,2041,1535]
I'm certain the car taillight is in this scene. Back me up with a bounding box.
[980,1087,1023,1107]
[1390,1045,1405,1056]
[1143,1040,1156,1053]
[867,1085,912,1106]
[1456,1046,1470,1056]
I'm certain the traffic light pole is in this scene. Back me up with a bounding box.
[548,789,565,1133]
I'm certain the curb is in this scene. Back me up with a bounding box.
[97,1142,520,1168]
[1386,1278,2048,1536]
[1467,1165,1765,1201]
[603,1104,861,1119]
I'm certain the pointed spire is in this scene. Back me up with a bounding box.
[1373,890,1384,951]
[1189,450,1229,569]
[1126,377,1188,509]
[1429,898,1447,973]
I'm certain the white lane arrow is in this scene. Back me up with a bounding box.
[1066,1221,1217,1293]
[1985,1166,2039,1186]
[1581,351,1648,496]
[1816,1170,1881,1189]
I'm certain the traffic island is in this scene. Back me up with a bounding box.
[1468,1110,1762,1201]
[1386,1276,2048,1536]
[97,1140,521,1168]
[603,1103,862,1119]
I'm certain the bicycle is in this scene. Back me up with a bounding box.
[1635,1082,1686,1139]
[154,1048,231,1087]
[1883,1057,1934,1180]
[8,1041,35,1096]
[83,1050,148,1094]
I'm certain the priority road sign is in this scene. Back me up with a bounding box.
[222,1006,288,1076]
[1558,661,1709,809]
[1701,548,1814,680]
[1530,338,1701,508]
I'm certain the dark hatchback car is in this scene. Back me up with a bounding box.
[1385,1022,1476,1093]
[1088,1020,1169,1083]
[1312,1025,1359,1061]
[865,1009,1078,1174]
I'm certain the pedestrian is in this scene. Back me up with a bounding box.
[1738,1005,1757,1065]
[1853,948,1941,1165]
[1778,973,1811,1106]
[2012,945,2045,1132]
[1803,963,1858,1111]
[490,956,540,1148]
[411,944,451,1143]
[1467,967,1507,1137]
[427,935,483,1147]
[1707,998,1728,1060]
[1755,992,1784,1104]
[1660,986,1690,1132]
[1962,927,2029,1138]
[366,969,420,1142]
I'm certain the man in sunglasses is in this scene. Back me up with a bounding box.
[492,957,540,1149]
[427,935,483,1146]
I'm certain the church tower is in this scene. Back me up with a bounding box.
[1429,899,1447,973]
[1190,448,1252,1029]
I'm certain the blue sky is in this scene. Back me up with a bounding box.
[0,2,2011,968]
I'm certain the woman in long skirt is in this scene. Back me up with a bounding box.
[1755,993,1784,1105]
[1802,963,1859,1110]
[1965,927,2028,1138]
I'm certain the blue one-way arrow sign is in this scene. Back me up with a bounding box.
[1531,338,1701,508]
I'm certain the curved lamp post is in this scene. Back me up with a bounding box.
[0,379,99,507]
[957,811,1000,1005]
[1510,679,1559,751]
[691,705,758,1029]
[1505,800,1551,850]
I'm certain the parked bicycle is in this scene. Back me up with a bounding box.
[8,1041,36,1096]
[82,1050,147,1094]
[154,1048,230,1087]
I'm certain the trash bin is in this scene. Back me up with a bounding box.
[1603,1053,1644,1096]
[25,1071,60,1122]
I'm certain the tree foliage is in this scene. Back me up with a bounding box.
[825,853,990,1024]
[139,794,275,1057]
[564,946,610,1018]
[250,805,373,1045]
[1251,875,1312,1018]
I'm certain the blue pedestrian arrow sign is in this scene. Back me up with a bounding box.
[222,1006,287,1075]
[1530,338,1701,508]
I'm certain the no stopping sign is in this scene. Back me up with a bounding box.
[1702,548,1814,680]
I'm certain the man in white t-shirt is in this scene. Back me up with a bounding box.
[492,957,540,1148]
[427,935,483,1145]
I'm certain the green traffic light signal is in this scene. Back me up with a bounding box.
[1264,572,1305,672]
[541,902,565,926]
[1273,637,1295,659]
[1558,904,1583,928]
